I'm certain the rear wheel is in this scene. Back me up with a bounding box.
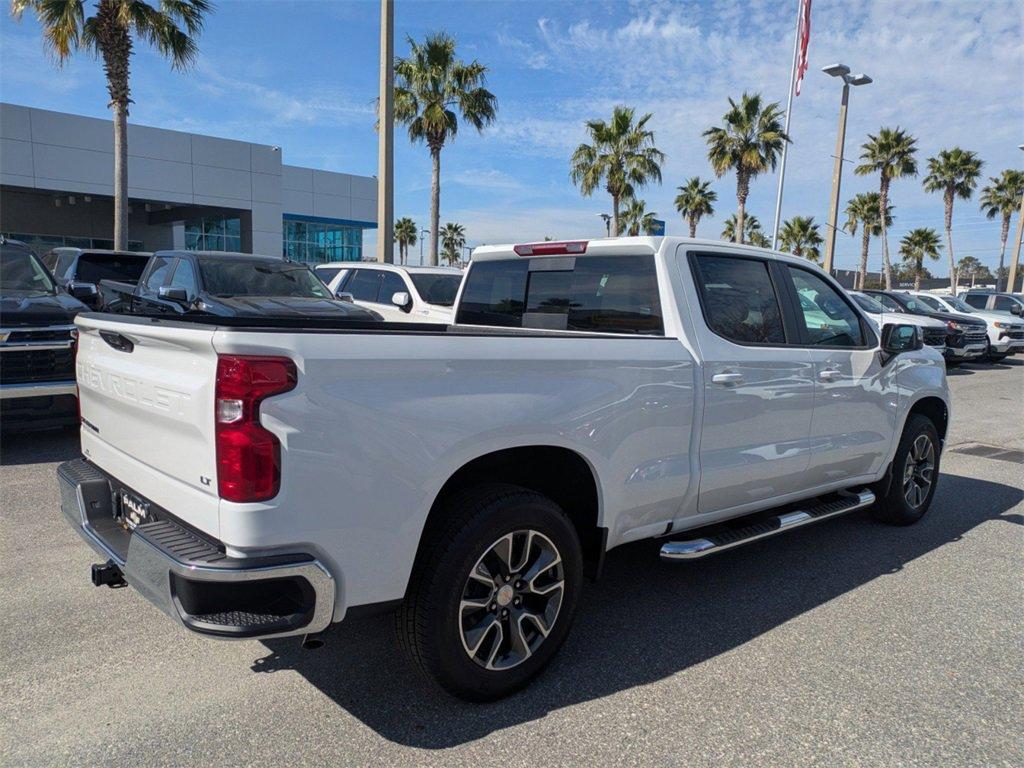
[397,484,583,701]
[872,414,941,525]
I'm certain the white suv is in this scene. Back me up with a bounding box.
[906,291,1024,361]
[315,263,463,324]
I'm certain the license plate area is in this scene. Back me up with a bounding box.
[117,489,153,531]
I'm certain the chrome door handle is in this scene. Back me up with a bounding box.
[818,369,842,382]
[712,372,744,385]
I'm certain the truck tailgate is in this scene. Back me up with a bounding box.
[75,315,221,535]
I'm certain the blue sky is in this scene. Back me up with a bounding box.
[2,0,1022,274]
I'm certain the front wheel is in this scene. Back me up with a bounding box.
[397,484,583,701]
[872,414,941,526]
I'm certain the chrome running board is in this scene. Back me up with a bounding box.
[660,489,876,561]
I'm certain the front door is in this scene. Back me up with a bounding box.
[682,251,815,516]
[783,265,896,485]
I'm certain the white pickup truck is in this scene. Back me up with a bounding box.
[60,237,950,701]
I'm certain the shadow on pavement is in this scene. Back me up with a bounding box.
[0,427,79,466]
[255,472,1022,748]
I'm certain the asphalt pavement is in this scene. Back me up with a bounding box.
[1,359,1021,767]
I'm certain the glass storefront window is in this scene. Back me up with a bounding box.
[184,216,243,252]
[2,232,144,253]
[282,217,363,263]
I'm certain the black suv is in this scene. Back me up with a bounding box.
[42,247,151,309]
[0,238,88,429]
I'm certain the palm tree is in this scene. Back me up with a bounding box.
[704,92,789,244]
[570,106,665,237]
[439,221,466,266]
[922,148,983,293]
[393,217,417,265]
[845,192,893,290]
[721,213,763,243]
[855,127,918,290]
[778,216,824,264]
[674,177,717,238]
[899,228,942,290]
[11,0,210,251]
[394,33,497,266]
[621,198,659,236]
[747,231,771,248]
[979,170,1024,291]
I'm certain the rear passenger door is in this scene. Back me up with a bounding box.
[781,265,895,485]
[683,251,815,515]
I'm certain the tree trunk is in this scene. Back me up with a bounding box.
[914,259,922,291]
[96,0,132,251]
[878,178,893,290]
[611,194,620,237]
[944,188,956,294]
[688,215,697,239]
[429,145,441,266]
[735,171,749,245]
[858,228,871,290]
[996,213,1010,291]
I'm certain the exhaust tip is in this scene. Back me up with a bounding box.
[301,632,327,650]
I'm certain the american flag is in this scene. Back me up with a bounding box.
[794,0,813,95]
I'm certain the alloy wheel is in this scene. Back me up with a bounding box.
[902,434,935,509]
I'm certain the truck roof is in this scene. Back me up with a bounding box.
[470,236,814,267]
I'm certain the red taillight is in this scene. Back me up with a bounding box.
[513,241,588,256]
[215,355,297,503]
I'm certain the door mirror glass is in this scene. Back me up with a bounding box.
[391,291,412,311]
[335,291,354,302]
[1010,303,1023,316]
[69,281,98,300]
[158,285,189,303]
[881,323,922,355]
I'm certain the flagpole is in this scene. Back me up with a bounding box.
[771,0,803,250]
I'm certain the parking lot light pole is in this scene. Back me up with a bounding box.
[375,0,394,263]
[598,213,611,237]
[419,229,430,265]
[822,64,871,276]
[1006,144,1024,293]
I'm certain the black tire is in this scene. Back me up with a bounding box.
[872,414,941,526]
[397,483,583,701]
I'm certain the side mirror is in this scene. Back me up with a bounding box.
[158,286,189,303]
[1011,303,1023,316]
[335,291,355,303]
[391,291,413,312]
[880,323,922,362]
[69,281,98,300]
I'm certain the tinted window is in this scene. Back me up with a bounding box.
[692,255,785,344]
[42,251,59,270]
[456,256,663,334]
[994,295,1021,312]
[315,266,344,285]
[380,271,407,303]
[144,257,174,290]
[939,295,977,313]
[962,294,987,309]
[851,293,884,314]
[75,254,150,283]
[787,268,864,346]
[198,259,331,298]
[872,293,904,312]
[0,247,56,294]
[344,269,383,301]
[168,258,197,298]
[410,273,462,307]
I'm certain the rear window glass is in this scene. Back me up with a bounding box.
[198,259,331,298]
[75,254,150,283]
[457,255,663,335]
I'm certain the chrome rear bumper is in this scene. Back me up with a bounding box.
[58,458,335,640]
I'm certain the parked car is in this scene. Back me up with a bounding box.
[41,247,151,309]
[959,289,1024,318]
[318,263,463,324]
[61,237,949,701]
[905,291,1024,361]
[847,291,947,353]
[0,237,86,429]
[863,289,988,365]
[99,250,384,321]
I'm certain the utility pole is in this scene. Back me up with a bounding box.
[375,0,394,263]
[821,64,871,276]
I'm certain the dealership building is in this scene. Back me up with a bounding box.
[0,102,377,261]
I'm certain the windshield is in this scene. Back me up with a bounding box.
[938,295,976,313]
[410,273,462,307]
[893,294,935,313]
[75,253,150,284]
[912,294,948,312]
[851,293,884,313]
[1,247,56,295]
[198,259,332,298]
